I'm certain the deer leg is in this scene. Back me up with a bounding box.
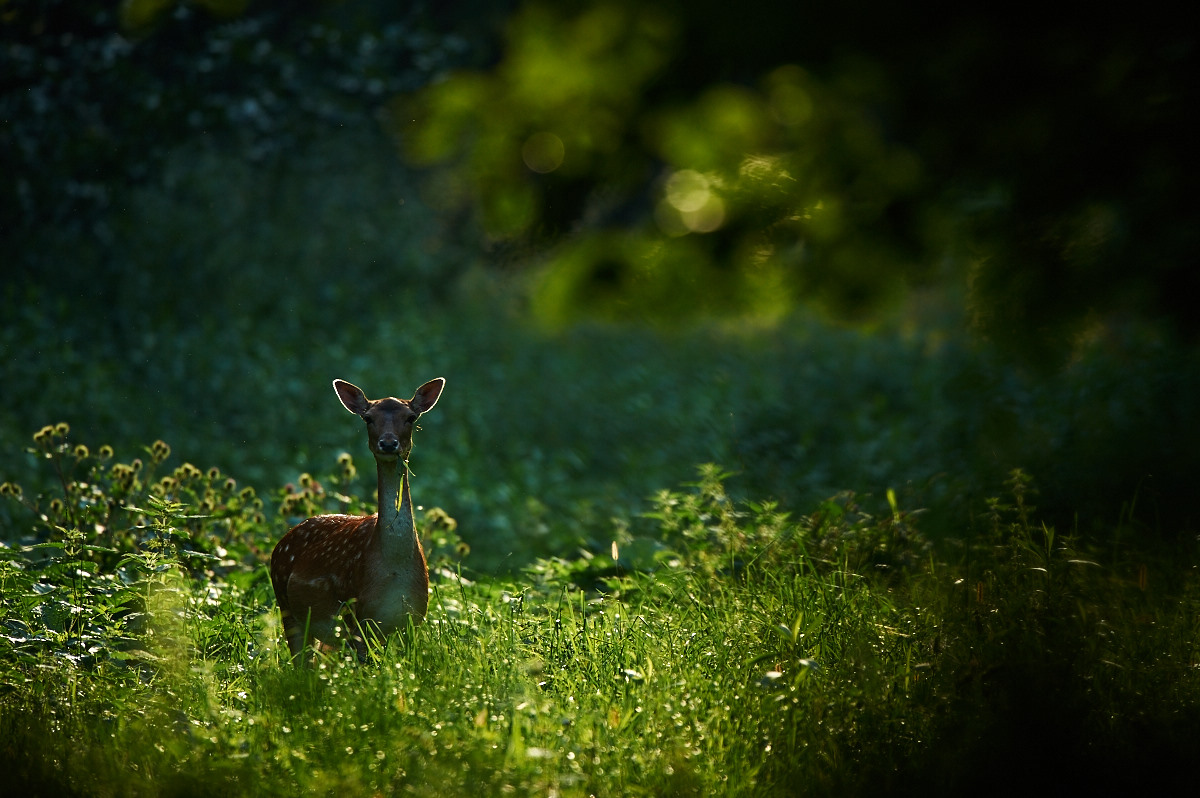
[285,575,346,653]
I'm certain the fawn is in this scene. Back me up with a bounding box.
[270,377,444,661]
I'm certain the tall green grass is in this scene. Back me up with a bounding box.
[3,431,1197,795]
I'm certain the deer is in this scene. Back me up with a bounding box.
[269,377,445,662]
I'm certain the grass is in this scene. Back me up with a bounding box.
[2,433,1198,795]
[4,133,1198,795]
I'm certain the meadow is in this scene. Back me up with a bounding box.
[3,132,1199,794]
[1,426,1197,795]
[3,308,1199,795]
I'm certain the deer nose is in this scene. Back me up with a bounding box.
[378,436,400,454]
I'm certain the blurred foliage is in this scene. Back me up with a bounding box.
[393,1,1198,364]
[392,4,930,326]
[1,0,1197,557]
[4,0,1194,365]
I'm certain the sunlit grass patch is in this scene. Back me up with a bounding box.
[2,436,1198,794]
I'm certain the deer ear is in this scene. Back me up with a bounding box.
[333,379,371,416]
[411,378,445,414]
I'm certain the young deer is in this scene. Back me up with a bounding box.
[270,377,445,661]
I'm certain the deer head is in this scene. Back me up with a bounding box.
[333,378,444,462]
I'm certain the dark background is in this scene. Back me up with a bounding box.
[3,0,1197,565]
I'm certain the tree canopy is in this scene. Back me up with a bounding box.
[4,0,1196,364]
[395,1,1198,363]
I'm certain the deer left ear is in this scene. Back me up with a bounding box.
[411,378,445,414]
[333,379,371,416]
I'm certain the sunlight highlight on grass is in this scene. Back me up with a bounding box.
[2,430,1198,794]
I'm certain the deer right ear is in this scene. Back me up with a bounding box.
[333,379,371,416]
[411,377,445,414]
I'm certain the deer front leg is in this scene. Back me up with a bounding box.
[284,574,348,657]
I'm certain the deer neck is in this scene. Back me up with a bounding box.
[376,457,418,561]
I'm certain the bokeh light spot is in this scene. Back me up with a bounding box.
[680,194,725,233]
[666,169,711,213]
[522,132,565,174]
[664,170,725,233]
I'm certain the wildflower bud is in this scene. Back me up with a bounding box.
[116,471,134,489]
[425,507,458,531]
